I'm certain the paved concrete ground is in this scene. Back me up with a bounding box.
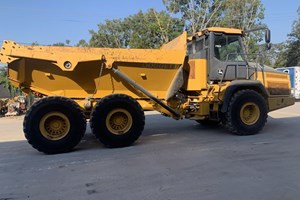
[1,102,300,200]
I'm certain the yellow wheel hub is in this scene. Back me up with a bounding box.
[106,109,132,135]
[240,102,260,125]
[39,112,70,140]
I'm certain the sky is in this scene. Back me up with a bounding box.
[0,0,299,46]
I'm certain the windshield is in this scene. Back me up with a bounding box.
[214,34,244,62]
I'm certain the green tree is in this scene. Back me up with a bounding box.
[0,66,7,85]
[273,7,300,67]
[284,7,300,66]
[89,9,184,48]
[163,0,265,53]
[31,42,39,46]
[163,0,224,34]
[218,0,264,30]
[89,18,129,48]
[76,39,89,47]
[269,43,287,67]
[0,65,20,97]
[219,0,265,53]
[52,40,71,46]
[124,9,184,48]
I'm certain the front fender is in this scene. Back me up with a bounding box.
[221,80,268,113]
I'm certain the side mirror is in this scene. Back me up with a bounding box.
[266,43,271,50]
[265,29,271,44]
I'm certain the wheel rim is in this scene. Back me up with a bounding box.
[39,112,70,140]
[106,109,132,135]
[240,102,260,125]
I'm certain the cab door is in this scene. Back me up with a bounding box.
[208,32,252,82]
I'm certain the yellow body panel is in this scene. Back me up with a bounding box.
[185,59,207,90]
[257,71,291,96]
[256,70,294,111]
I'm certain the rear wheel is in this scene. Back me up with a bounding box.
[23,96,86,154]
[90,94,145,147]
[224,89,268,135]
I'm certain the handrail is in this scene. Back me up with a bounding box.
[219,53,264,84]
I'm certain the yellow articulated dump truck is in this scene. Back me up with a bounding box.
[0,27,295,154]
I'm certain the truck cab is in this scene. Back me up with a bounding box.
[181,27,295,135]
[185,27,293,104]
[187,27,248,82]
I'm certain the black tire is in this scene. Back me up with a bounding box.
[23,96,86,154]
[90,94,145,148]
[224,89,268,135]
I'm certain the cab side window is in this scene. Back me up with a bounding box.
[187,42,194,55]
[187,36,207,59]
[214,34,244,62]
[195,39,204,52]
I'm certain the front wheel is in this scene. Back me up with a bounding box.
[223,89,268,135]
[90,94,145,148]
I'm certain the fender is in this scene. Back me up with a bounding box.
[221,80,268,113]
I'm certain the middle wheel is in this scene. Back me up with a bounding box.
[90,94,145,147]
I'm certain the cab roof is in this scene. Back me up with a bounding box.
[188,27,243,41]
[161,27,243,50]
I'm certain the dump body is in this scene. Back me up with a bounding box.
[0,33,187,111]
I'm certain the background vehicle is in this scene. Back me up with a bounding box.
[276,66,300,99]
[0,27,295,154]
[0,96,27,116]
